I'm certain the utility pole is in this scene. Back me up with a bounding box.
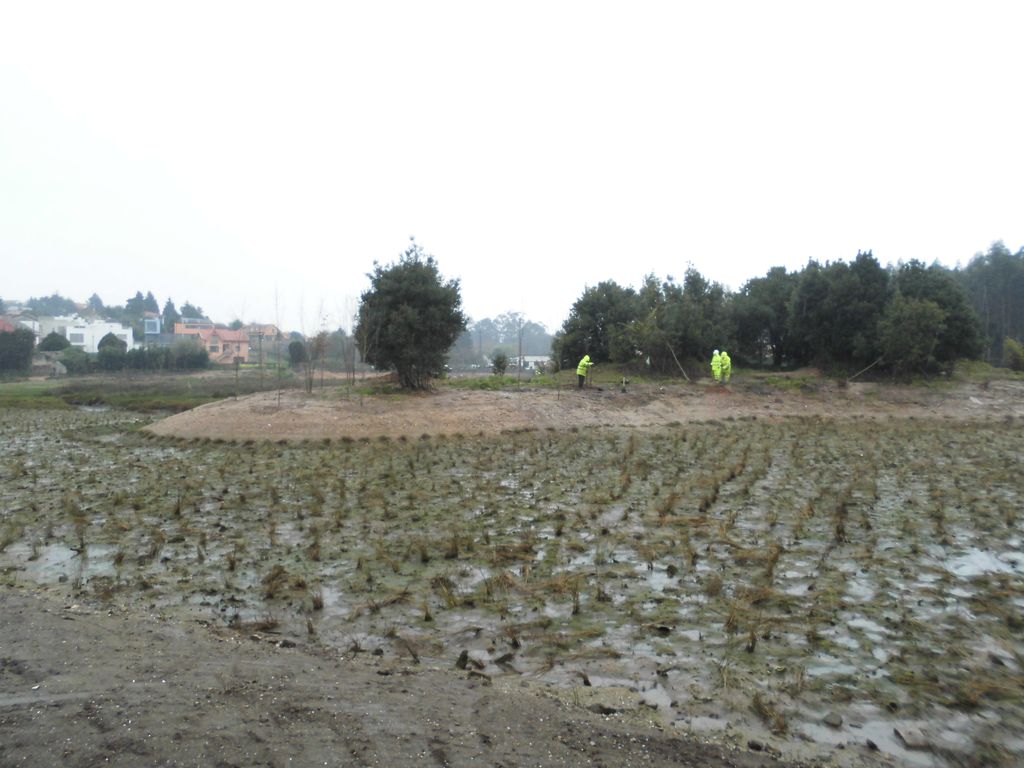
[257,330,265,390]
[516,317,523,389]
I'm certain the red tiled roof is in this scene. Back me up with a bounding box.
[196,328,249,343]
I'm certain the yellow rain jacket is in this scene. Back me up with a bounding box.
[711,351,722,382]
[577,355,594,377]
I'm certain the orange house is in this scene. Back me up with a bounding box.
[172,321,214,335]
[196,328,250,364]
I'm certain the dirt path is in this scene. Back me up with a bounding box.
[145,375,1024,442]
[0,588,796,768]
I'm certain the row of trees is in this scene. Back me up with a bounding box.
[34,330,210,374]
[554,249,1002,377]
[86,337,210,373]
[350,239,1020,388]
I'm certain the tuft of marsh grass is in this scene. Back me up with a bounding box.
[261,564,291,599]
[432,575,459,608]
[752,691,788,734]
[0,522,23,553]
[310,585,324,611]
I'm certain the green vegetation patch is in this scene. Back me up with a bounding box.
[0,370,302,412]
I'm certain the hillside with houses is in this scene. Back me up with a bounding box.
[0,292,555,377]
[0,292,291,375]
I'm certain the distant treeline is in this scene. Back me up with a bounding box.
[553,242,1024,376]
[6,242,1022,378]
[17,292,206,341]
[448,312,553,368]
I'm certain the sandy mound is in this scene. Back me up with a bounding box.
[144,377,1023,442]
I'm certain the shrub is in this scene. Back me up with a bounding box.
[38,331,71,352]
[170,340,209,370]
[288,340,308,368]
[97,346,126,371]
[1003,337,1024,371]
[0,328,36,372]
[60,347,91,374]
[491,350,508,376]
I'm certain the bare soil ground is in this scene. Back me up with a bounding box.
[0,589,793,768]
[145,374,1024,442]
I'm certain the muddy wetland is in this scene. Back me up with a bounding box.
[2,403,1023,767]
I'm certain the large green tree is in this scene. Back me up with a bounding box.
[124,291,147,320]
[123,291,155,341]
[890,260,982,364]
[733,267,798,367]
[788,252,888,368]
[180,301,205,319]
[162,298,181,329]
[355,239,467,390]
[552,280,639,367]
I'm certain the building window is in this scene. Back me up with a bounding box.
[69,333,84,343]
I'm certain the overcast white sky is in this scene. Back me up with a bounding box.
[2,1,1022,333]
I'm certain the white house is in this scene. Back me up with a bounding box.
[38,316,136,354]
[509,355,549,371]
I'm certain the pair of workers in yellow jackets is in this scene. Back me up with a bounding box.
[711,349,731,383]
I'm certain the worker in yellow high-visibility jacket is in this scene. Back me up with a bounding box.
[720,350,732,384]
[710,349,722,383]
[576,354,594,389]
